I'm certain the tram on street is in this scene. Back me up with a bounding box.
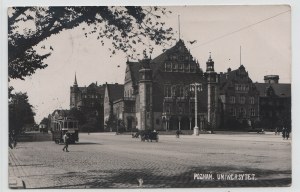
[51,117,79,144]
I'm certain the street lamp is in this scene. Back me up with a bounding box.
[190,83,203,136]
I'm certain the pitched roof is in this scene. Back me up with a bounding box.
[219,65,254,94]
[107,83,124,102]
[254,83,291,97]
[127,40,204,86]
[77,83,105,94]
[127,61,141,86]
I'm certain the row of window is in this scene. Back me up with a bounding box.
[124,89,134,97]
[229,96,255,104]
[164,85,202,98]
[164,85,186,98]
[165,62,196,72]
[169,55,191,61]
[164,103,194,114]
[82,94,102,99]
[235,84,250,92]
[229,108,256,117]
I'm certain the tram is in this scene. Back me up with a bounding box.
[51,117,79,144]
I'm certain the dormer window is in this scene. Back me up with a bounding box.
[165,62,171,72]
[172,63,178,71]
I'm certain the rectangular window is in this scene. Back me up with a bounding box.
[164,85,171,97]
[250,108,255,116]
[250,97,255,104]
[239,108,245,117]
[171,86,176,97]
[178,64,183,72]
[240,96,245,104]
[172,63,178,71]
[190,64,195,72]
[179,86,184,97]
[230,96,235,104]
[165,104,170,113]
[166,63,171,72]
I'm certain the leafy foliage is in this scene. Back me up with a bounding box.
[8,6,174,80]
[40,117,49,126]
[69,107,87,125]
[9,90,35,135]
[104,114,125,132]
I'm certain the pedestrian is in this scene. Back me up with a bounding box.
[62,132,69,152]
[275,127,278,135]
[282,127,286,140]
[176,130,180,138]
[286,128,290,140]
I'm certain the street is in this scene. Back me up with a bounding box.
[9,132,291,188]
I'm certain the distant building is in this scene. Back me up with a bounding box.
[70,74,105,132]
[255,75,291,130]
[219,65,260,129]
[103,83,124,128]
[48,109,70,131]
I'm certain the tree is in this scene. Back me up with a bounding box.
[9,91,35,136]
[8,6,174,80]
[104,114,121,132]
[69,107,87,125]
[40,117,49,125]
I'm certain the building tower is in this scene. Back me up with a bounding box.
[138,58,153,130]
[70,73,79,109]
[205,53,219,132]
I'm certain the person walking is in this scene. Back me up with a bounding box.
[282,127,286,140]
[62,132,69,152]
[286,128,290,140]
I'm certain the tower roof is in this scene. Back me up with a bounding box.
[74,73,78,86]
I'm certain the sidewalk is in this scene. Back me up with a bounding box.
[177,132,292,143]
[8,149,27,189]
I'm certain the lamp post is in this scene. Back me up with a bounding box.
[190,83,202,136]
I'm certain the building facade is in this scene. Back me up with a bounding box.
[219,65,260,130]
[104,40,219,132]
[70,75,105,131]
[255,75,291,130]
[102,41,291,132]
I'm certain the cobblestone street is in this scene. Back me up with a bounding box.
[8,132,291,188]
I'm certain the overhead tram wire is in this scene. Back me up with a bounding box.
[190,9,291,50]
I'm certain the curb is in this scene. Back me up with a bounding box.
[9,177,25,189]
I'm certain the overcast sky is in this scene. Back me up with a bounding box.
[9,5,291,123]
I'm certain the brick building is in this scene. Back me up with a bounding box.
[255,75,291,130]
[219,65,260,129]
[104,40,219,133]
[70,74,105,131]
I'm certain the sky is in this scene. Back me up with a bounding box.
[8,5,291,123]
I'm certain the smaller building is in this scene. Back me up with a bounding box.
[103,83,126,130]
[255,75,291,130]
[219,65,260,130]
[39,124,47,133]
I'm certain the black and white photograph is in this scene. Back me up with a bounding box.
[2,1,298,191]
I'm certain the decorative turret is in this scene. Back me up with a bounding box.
[70,73,79,109]
[138,58,153,130]
[264,75,279,84]
[204,53,219,133]
[206,52,215,72]
[74,73,78,87]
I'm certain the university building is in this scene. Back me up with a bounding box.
[103,40,291,132]
[104,40,219,132]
